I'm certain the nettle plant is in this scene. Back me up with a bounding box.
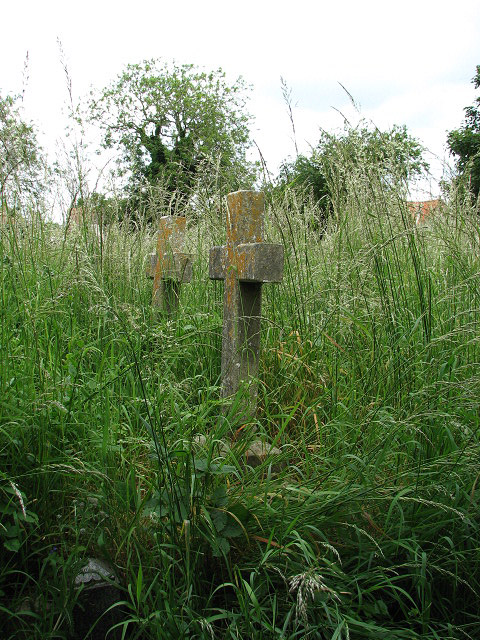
[0,478,38,554]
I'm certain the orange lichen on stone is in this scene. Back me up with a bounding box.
[150,215,192,313]
[209,190,284,418]
[225,191,265,246]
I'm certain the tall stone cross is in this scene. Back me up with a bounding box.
[146,216,192,315]
[209,191,284,419]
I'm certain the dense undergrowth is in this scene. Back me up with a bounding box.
[1,171,480,638]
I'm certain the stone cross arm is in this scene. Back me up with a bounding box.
[147,251,193,283]
[209,243,284,283]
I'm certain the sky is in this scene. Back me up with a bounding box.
[2,0,480,206]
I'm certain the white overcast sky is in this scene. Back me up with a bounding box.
[2,0,480,201]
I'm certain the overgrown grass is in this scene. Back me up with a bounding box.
[1,168,480,638]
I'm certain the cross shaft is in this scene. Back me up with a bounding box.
[209,191,283,419]
[147,216,192,315]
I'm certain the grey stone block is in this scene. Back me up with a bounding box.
[73,558,125,640]
[244,440,285,471]
[235,243,284,283]
[209,244,283,283]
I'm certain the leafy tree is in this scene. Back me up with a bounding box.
[75,192,121,226]
[89,59,256,215]
[447,65,480,202]
[275,122,428,229]
[0,92,45,212]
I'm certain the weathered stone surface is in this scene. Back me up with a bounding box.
[146,252,158,279]
[192,435,285,473]
[192,434,230,457]
[149,252,192,283]
[209,243,283,283]
[73,558,125,640]
[235,243,284,282]
[209,246,226,281]
[209,191,284,420]
[245,440,285,471]
[75,558,115,586]
[192,433,208,448]
[150,216,192,314]
[159,252,193,283]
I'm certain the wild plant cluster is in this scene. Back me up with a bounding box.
[1,158,480,639]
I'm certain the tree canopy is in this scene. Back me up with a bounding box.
[447,65,480,202]
[0,92,45,212]
[275,122,428,228]
[89,59,256,214]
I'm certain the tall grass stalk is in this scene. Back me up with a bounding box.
[1,162,479,638]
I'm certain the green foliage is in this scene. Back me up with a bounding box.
[275,122,428,228]
[2,159,480,638]
[76,191,122,225]
[0,479,38,553]
[0,92,45,212]
[89,59,256,216]
[447,64,480,201]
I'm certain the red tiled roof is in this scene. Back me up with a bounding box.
[407,199,442,224]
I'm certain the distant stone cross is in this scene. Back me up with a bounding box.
[209,190,284,419]
[147,216,192,315]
